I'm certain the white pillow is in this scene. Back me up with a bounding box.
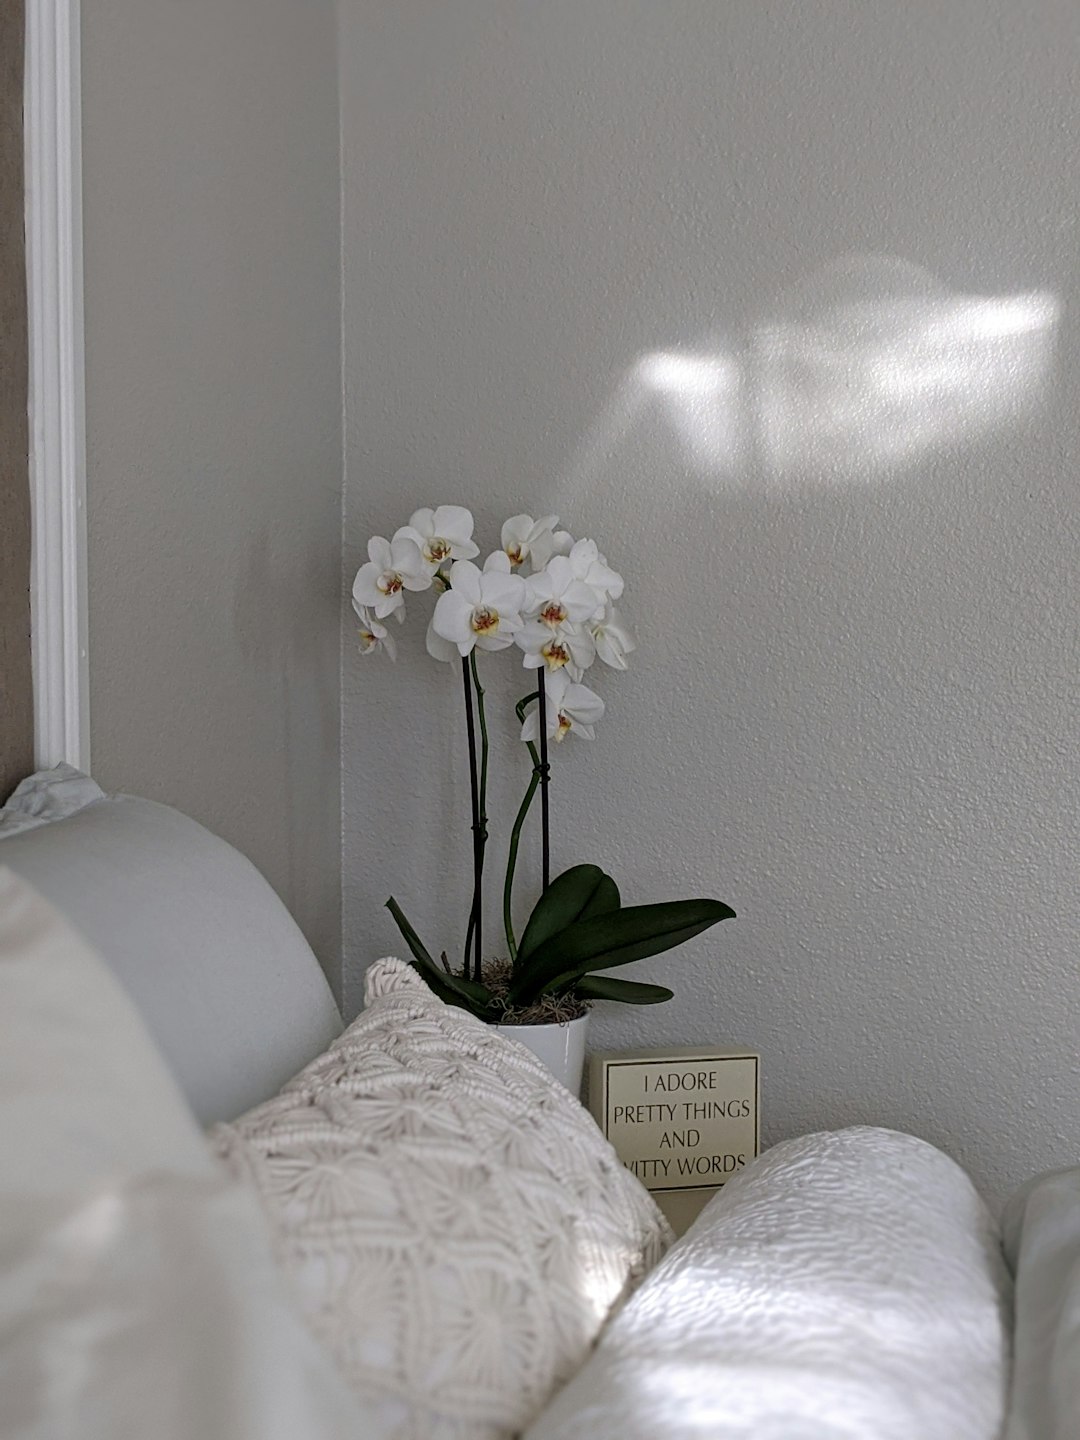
[0,765,342,1124]
[0,867,364,1440]
[1001,1166,1080,1440]
[525,1128,1011,1440]
[212,957,673,1440]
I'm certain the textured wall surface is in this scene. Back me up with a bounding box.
[0,0,33,800]
[82,1,343,977]
[340,0,1080,1207]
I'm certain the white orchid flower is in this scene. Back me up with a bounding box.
[591,603,635,670]
[396,506,480,572]
[425,612,459,664]
[352,533,430,620]
[521,670,605,743]
[525,556,603,628]
[352,601,397,660]
[531,525,573,572]
[567,537,624,603]
[501,513,571,571]
[431,554,527,656]
[516,619,596,678]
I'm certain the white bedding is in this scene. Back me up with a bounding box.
[1002,1165,1080,1440]
[1,779,1041,1440]
[526,1128,1012,1440]
[0,767,343,1125]
[0,868,365,1440]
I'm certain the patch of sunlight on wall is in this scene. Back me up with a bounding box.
[754,259,1057,481]
[564,257,1058,495]
[635,351,744,473]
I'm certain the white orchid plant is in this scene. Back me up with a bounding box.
[353,505,733,1022]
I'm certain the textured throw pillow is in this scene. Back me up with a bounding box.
[524,1129,1010,1440]
[212,958,672,1440]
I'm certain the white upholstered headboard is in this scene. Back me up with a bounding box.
[0,767,342,1125]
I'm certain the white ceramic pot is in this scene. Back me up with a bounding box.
[493,1012,590,1095]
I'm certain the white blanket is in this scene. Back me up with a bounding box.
[1002,1166,1080,1440]
[526,1128,1011,1440]
[0,868,365,1440]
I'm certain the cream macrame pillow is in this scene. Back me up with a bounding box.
[212,958,672,1440]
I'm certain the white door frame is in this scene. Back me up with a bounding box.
[24,0,89,771]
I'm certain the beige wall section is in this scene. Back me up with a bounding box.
[0,0,33,801]
[81,1,343,982]
[340,1,1080,1207]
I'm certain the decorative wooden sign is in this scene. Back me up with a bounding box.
[589,1047,760,1197]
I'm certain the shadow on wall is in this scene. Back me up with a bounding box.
[231,528,341,970]
[564,256,1058,493]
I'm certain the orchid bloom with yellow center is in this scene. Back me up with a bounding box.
[500,513,570,571]
[515,554,604,679]
[352,600,396,660]
[516,624,595,678]
[351,533,430,621]
[526,556,604,628]
[431,553,527,657]
[470,606,501,637]
[521,670,605,743]
[397,505,480,573]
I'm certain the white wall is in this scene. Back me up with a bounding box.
[81,0,343,977]
[340,0,1080,1206]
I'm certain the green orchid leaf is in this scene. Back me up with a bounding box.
[572,975,674,1005]
[385,897,497,1017]
[578,873,621,923]
[408,962,498,1017]
[385,895,437,968]
[516,864,612,966]
[510,898,735,1004]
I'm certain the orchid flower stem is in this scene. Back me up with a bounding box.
[504,702,542,965]
[461,656,482,982]
[470,650,490,984]
[505,693,541,963]
[537,674,551,891]
[503,764,539,965]
[463,908,476,975]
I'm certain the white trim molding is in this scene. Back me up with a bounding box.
[25,0,89,771]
